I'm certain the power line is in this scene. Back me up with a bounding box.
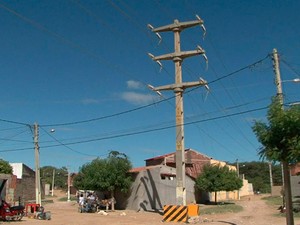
[0,126,28,132]
[0,129,31,144]
[70,0,149,53]
[281,59,300,77]
[0,118,30,126]
[0,1,149,89]
[35,97,270,145]
[208,54,270,85]
[151,0,270,159]
[149,3,258,158]
[0,2,271,132]
[40,127,100,157]
[109,2,250,161]
[40,95,172,127]
[39,55,269,127]
[0,103,272,153]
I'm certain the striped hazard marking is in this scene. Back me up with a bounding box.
[162,205,188,222]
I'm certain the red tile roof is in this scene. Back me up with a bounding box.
[129,165,161,173]
[132,149,215,179]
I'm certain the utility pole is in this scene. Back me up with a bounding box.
[67,167,71,202]
[272,48,294,225]
[268,162,273,194]
[149,17,207,205]
[236,159,240,200]
[236,159,240,177]
[34,123,42,206]
[52,169,55,197]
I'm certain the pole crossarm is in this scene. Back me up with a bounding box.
[152,49,205,62]
[152,19,204,33]
[152,80,208,92]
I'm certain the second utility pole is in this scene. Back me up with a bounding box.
[272,48,294,225]
[34,123,42,206]
[149,17,207,205]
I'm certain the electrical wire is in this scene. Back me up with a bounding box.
[0,103,273,153]
[0,129,32,144]
[181,0,274,154]
[0,126,28,132]
[0,1,271,134]
[143,2,248,158]
[39,55,269,127]
[0,1,150,90]
[35,97,270,145]
[0,2,277,161]
[40,127,100,157]
[281,59,300,77]
[0,118,30,126]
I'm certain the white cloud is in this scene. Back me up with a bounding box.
[126,80,143,90]
[121,92,155,105]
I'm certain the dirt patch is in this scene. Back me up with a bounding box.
[204,194,300,225]
[17,193,300,225]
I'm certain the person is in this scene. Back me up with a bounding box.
[78,194,85,208]
[85,193,96,212]
[88,193,96,203]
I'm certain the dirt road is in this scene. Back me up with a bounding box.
[17,194,300,225]
[207,195,300,225]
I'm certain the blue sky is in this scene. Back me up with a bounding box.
[0,0,299,172]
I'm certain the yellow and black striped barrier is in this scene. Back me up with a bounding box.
[162,205,188,223]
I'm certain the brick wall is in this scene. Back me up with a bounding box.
[15,176,36,204]
[14,164,44,204]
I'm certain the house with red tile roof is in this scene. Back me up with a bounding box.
[119,149,253,211]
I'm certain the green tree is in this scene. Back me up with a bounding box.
[253,99,300,163]
[195,164,243,203]
[234,161,282,193]
[41,166,68,190]
[0,159,12,174]
[252,98,300,224]
[73,151,133,210]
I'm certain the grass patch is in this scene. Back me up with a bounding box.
[200,204,243,215]
[262,196,283,206]
[261,196,300,218]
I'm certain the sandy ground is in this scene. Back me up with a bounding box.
[14,192,300,225]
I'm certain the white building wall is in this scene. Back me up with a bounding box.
[9,163,23,179]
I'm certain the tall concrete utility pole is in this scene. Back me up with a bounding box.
[34,123,42,205]
[52,169,55,197]
[268,162,273,192]
[148,17,207,205]
[272,48,294,225]
[67,167,71,202]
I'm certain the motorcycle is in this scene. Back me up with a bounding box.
[78,200,98,213]
[0,179,25,221]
